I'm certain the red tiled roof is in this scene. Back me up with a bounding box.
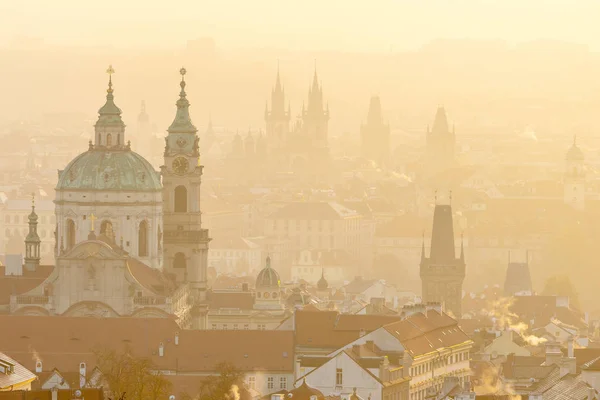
[0,265,54,305]
[294,309,402,349]
[126,258,176,296]
[0,352,37,390]
[208,291,254,310]
[0,315,294,376]
[383,310,471,357]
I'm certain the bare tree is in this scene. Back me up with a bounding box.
[93,347,172,400]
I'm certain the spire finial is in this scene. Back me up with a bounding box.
[449,190,453,204]
[434,190,438,205]
[266,255,271,268]
[421,231,426,260]
[31,192,35,210]
[106,65,115,93]
[180,67,187,81]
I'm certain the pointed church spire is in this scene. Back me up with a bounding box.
[431,106,449,135]
[167,67,198,134]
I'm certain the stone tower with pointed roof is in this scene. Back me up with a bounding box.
[161,68,211,329]
[361,96,390,166]
[302,66,330,154]
[265,65,291,152]
[420,203,465,317]
[564,136,585,211]
[425,106,456,174]
[24,195,41,272]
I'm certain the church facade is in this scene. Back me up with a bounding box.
[9,66,210,329]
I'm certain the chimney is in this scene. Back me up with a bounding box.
[51,387,58,400]
[379,356,390,382]
[175,332,180,346]
[79,362,87,388]
[35,360,42,373]
[159,342,164,357]
[366,340,375,351]
[545,342,562,366]
[352,344,361,356]
[588,387,595,400]
[568,338,574,358]
[359,329,366,337]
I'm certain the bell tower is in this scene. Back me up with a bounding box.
[420,201,465,318]
[161,67,210,329]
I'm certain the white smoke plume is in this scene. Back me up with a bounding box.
[225,385,240,400]
[484,297,547,346]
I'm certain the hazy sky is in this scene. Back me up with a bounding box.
[2,0,600,51]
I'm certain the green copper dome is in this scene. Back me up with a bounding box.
[56,149,162,192]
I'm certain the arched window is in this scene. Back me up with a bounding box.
[173,252,186,269]
[98,133,101,145]
[138,220,148,257]
[106,134,112,147]
[66,219,76,249]
[117,134,121,145]
[174,186,187,213]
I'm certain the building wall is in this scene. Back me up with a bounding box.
[245,372,294,397]
[301,352,383,400]
[54,190,163,269]
[1,201,56,264]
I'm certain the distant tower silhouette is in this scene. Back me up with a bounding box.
[564,136,585,211]
[137,101,150,137]
[504,251,532,296]
[302,64,330,157]
[420,202,465,317]
[264,64,291,152]
[426,106,455,174]
[361,96,390,166]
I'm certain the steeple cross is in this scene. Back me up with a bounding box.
[31,192,35,208]
[89,213,98,231]
[106,65,115,77]
[180,67,187,80]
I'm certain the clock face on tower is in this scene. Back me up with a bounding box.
[172,157,189,175]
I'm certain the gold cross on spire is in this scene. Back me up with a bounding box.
[89,213,98,232]
[31,192,35,208]
[106,65,115,77]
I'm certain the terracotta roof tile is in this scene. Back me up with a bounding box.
[0,265,54,305]
[0,316,294,375]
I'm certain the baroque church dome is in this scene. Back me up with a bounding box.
[56,68,161,193]
[56,149,161,191]
[256,256,280,288]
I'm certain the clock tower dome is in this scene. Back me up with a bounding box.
[161,68,210,329]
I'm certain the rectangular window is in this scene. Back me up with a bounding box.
[233,324,239,330]
[268,377,274,390]
[280,377,287,389]
[244,324,249,330]
[336,368,343,385]
[222,324,227,330]
[211,324,217,330]
[248,376,256,389]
